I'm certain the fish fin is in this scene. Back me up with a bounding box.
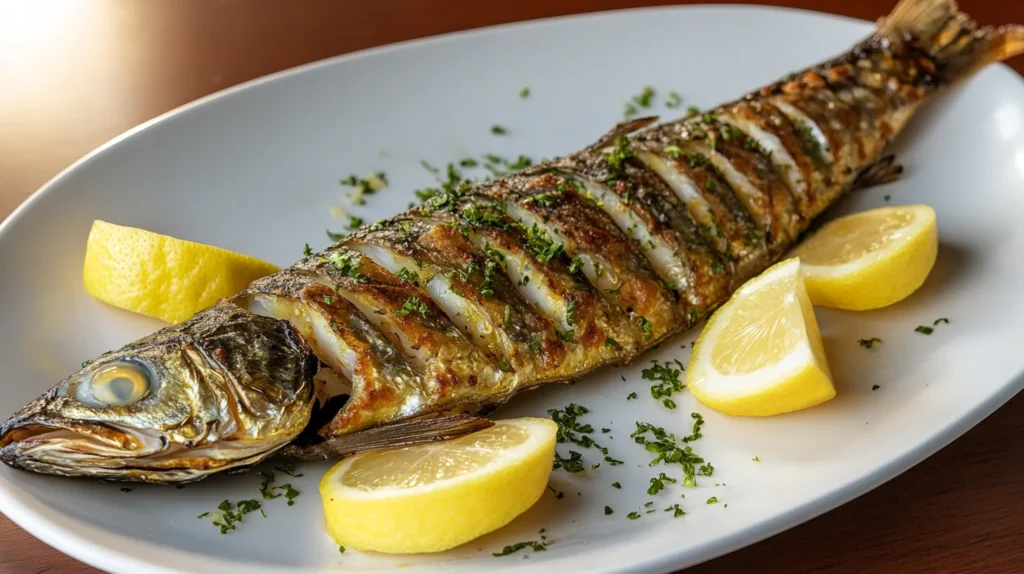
[852,154,904,191]
[591,116,659,150]
[280,414,494,461]
[878,0,1024,82]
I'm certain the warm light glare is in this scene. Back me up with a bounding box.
[0,0,85,67]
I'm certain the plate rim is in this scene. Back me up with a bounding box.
[1,4,1022,573]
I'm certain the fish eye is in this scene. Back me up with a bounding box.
[75,360,153,408]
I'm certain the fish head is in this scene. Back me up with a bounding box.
[0,305,318,483]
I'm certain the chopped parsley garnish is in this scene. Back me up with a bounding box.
[604,337,619,348]
[396,296,430,318]
[915,325,934,335]
[565,298,577,329]
[665,504,685,517]
[612,482,621,489]
[340,172,387,205]
[491,124,508,135]
[326,229,346,242]
[624,86,656,118]
[519,87,530,99]
[934,317,950,325]
[884,194,891,202]
[503,304,514,327]
[631,421,707,487]
[328,251,368,282]
[665,90,682,108]
[523,192,562,207]
[627,392,638,400]
[524,224,564,263]
[647,472,678,495]
[627,511,641,520]
[686,105,701,117]
[604,137,637,178]
[858,337,882,349]
[795,120,822,156]
[604,506,614,515]
[493,540,547,557]
[322,295,335,305]
[552,450,585,473]
[752,456,761,462]
[706,497,719,504]
[568,256,584,275]
[81,360,93,368]
[258,470,300,506]
[459,157,478,168]
[198,499,266,534]
[338,546,346,554]
[303,243,313,257]
[682,412,704,444]
[872,384,881,391]
[642,359,685,409]
[548,403,618,472]
[395,267,419,286]
[638,316,653,340]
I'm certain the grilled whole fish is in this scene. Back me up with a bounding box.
[2,0,1021,483]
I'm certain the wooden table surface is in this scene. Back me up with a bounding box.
[1,1,1022,572]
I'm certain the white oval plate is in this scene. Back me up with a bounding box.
[1,5,1023,574]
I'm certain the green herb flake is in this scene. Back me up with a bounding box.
[612,482,621,489]
[665,504,685,518]
[627,392,638,400]
[197,499,266,534]
[396,296,431,319]
[340,172,387,205]
[395,267,420,286]
[491,124,508,135]
[631,421,707,488]
[872,384,881,391]
[524,224,564,264]
[568,256,584,275]
[627,511,641,520]
[303,243,313,257]
[328,250,369,283]
[647,472,678,495]
[858,337,882,349]
[604,337,620,349]
[638,316,653,340]
[519,87,530,99]
[915,325,934,335]
[604,506,614,515]
[752,456,761,462]
[706,496,719,504]
[642,359,685,409]
[493,540,547,557]
[665,90,683,108]
[934,317,950,325]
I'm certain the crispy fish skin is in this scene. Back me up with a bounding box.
[1,0,1021,482]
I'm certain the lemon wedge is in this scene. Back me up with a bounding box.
[790,204,937,310]
[83,220,279,323]
[320,417,556,554]
[687,258,835,416]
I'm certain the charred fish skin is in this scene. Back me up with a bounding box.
[2,0,1022,482]
[0,305,317,483]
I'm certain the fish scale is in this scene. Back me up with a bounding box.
[2,0,1022,482]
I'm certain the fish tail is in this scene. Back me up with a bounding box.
[878,0,1024,82]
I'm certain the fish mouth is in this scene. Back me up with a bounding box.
[0,418,288,483]
[0,419,167,469]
